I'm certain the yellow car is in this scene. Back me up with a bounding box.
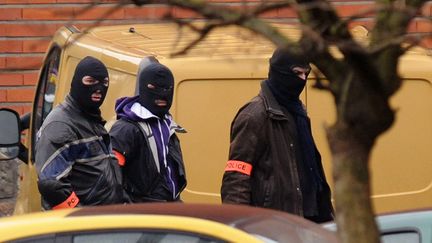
[0,203,339,243]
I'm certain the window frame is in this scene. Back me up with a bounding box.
[30,45,61,163]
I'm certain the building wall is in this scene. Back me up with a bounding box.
[0,0,431,115]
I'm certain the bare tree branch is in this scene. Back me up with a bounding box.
[168,20,220,56]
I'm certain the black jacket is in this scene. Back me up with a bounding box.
[221,82,333,222]
[35,95,125,210]
[110,118,187,202]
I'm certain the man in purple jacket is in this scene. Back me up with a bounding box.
[110,60,187,202]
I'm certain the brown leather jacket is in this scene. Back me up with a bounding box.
[221,82,333,221]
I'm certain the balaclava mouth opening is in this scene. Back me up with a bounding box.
[267,48,311,101]
[138,62,174,118]
[70,56,109,113]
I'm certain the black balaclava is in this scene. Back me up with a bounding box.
[70,56,109,113]
[267,48,311,103]
[138,62,174,118]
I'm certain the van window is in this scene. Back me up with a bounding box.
[30,46,60,163]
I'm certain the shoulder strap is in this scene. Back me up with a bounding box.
[136,121,161,173]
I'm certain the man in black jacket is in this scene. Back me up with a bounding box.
[109,60,187,202]
[221,48,333,223]
[35,56,125,210]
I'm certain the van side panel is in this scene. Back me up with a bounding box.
[307,79,432,213]
[371,79,432,212]
[175,79,262,203]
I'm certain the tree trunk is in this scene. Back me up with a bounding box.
[327,123,379,243]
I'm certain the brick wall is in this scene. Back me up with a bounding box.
[0,0,431,115]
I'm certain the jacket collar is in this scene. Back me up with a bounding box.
[64,94,106,124]
[259,81,288,120]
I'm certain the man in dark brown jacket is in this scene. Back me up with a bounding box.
[221,48,333,223]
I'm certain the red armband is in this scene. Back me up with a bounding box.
[52,191,79,210]
[225,160,252,176]
[113,150,126,166]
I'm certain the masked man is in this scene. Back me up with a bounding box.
[35,56,125,210]
[110,61,187,202]
[221,48,334,223]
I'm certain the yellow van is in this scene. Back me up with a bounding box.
[0,23,430,214]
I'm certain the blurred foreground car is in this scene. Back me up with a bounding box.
[0,203,339,243]
[323,208,432,243]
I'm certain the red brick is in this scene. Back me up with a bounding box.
[0,90,6,102]
[0,23,60,37]
[7,88,35,102]
[22,6,126,21]
[335,4,374,18]
[118,6,171,19]
[23,8,74,20]
[153,6,172,19]
[207,0,260,2]
[173,7,201,18]
[259,8,279,18]
[417,20,432,33]
[22,105,32,114]
[0,40,22,53]
[56,0,117,2]
[23,39,51,53]
[278,7,297,18]
[0,73,23,86]
[0,57,5,68]
[0,0,54,3]
[23,72,39,86]
[73,6,124,20]
[124,7,153,19]
[5,56,44,70]
[0,9,21,20]
[407,21,417,33]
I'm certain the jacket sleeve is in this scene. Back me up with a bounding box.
[109,119,140,167]
[221,109,263,205]
[35,121,80,209]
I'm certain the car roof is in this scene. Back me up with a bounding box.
[68,202,301,223]
[1,203,339,243]
[70,203,339,242]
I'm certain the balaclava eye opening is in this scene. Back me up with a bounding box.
[70,56,109,113]
[138,62,174,118]
[267,48,311,102]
